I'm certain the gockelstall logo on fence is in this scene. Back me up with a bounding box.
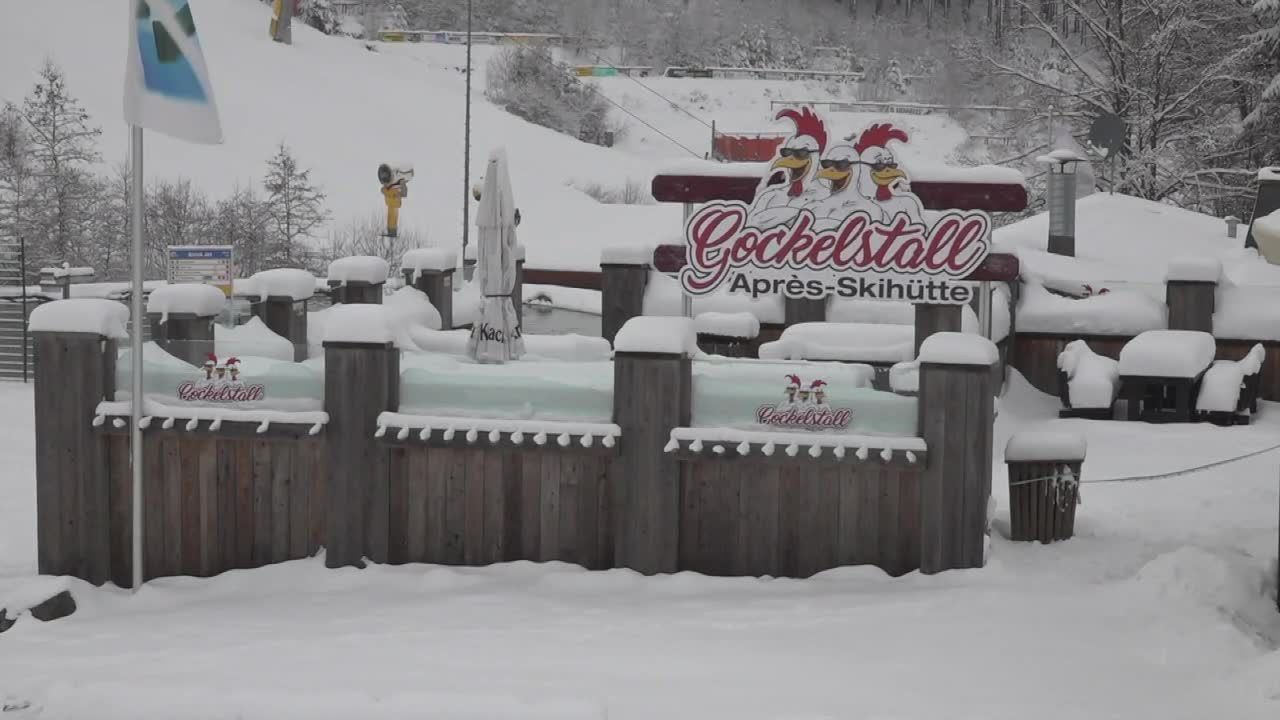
[680,108,992,306]
[177,354,265,403]
[756,374,852,431]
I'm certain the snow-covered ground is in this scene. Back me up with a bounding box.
[1,374,1277,719]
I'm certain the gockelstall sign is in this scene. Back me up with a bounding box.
[679,108,991,305]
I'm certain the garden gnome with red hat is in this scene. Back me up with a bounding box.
[226,357,241,383]
[779,374,802,411]
[203,354,217,381]
[811,379,828,406]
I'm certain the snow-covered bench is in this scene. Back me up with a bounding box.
[1116,330,1216,423]
[694,311,760,358]
[1196,343,1265,426]
[758,322,914,390]
[1056,340,1120,420]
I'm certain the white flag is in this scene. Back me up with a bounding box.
[124,0,223,144]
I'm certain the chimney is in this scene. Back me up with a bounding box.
[1039,150,1086,257]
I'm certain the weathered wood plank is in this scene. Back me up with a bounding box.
[32,334,66,577]
[677,462,700,572]
[482,449,507,564]
[251,440,273,568]
[463,449,485,565]
[898,470,922,574]
[271,442,292,564]
[796,467,838,578]
[558,454,581,565]
[877,466,901,576]
[235,440,256,570]
[306,439,327,555]
[162,437,183,577]
[775,466,803,578]
[108,435,133,587]
[288,440,312,560]
[179,438,205,576]
[501,449,524,563]
[424,448,450,564]
[518,453,542,561]
[538,453,561,562]
[918,363,948,574]
[597,457,616,569]
[443,449,467,564]
[940,370,969,570]
[404,448,429,564]
[739,466,780,577]
[217,440,238,574]
[386,447,408,565]
[575,457,603,570]
[855,467,882,568]
[197,437,219,577]
[142,436,166,581]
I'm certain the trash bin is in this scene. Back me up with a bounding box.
[1004,431,1086,543]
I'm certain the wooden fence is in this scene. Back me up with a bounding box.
[32,313,997,588]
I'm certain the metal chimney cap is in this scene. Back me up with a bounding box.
[1036,148,1088,166]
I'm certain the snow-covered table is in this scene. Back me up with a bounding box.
[1116,330,1217,423]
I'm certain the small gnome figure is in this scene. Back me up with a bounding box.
[203,353,217,381]
[214,357,227,381]
[226,357,241,383]
[811,379,828,406]
[796,383,813,408]
[779,374,802,411]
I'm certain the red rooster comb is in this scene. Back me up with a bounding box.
[786,374,802,386]
[810,380,827,389]
[853,123,909,154]
[775,107,828,154]
[205,353,218,364]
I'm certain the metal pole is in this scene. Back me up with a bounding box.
[978,280,992,339]
[681,203,694,318]
[129,125,145,592]
[462,0,472,266]
[19,227,26,383]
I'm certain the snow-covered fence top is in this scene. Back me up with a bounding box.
[145,283,227,322]
[28,298,129,339]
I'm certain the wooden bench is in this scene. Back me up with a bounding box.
[1118,372,1206,423]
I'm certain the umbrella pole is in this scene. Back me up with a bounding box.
[462,0,473,272]
[130,125,146,592]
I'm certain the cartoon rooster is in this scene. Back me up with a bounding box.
[810,137,877,229]
[748,107,828,229]
[853,123,924,225]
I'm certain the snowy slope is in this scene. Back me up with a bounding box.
[0,0,976,273]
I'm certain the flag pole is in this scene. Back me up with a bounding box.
[462,0,473,269]
[129,124,145,591]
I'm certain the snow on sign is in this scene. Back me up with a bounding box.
[756,374,853,431]
[178,354,265,403]
[167,245,234,296]
[680,108,992,305]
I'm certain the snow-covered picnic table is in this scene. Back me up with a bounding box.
[1116,330,1217,422]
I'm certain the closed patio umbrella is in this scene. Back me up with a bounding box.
[467,148,525,363]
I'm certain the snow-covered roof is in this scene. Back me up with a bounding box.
[28,299,130,339]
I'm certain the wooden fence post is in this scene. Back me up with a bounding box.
[148,311,217,368]
[329,281,385,304]
[253,297,309,362]
[1165,258,1220,333]
[916,332,997,574]
[513,256,525,327]
[29,300,123,586]
[601,262,650,345]
[613,317,692,574]
[784,296,826,326]
[914,303,963,355]
[323,306,400,568]
[402,268,454,330]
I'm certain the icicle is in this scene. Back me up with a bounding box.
[443,427,456,441]
[488,429,501,444]
[161,417,175,430]
[833,446,846,459]
[785,443,799,457]
[397,426,410,441]
[465,428,479,444]
[257,420,271,435]
[208,417,222,432]
[374,425,388,438]
[580,434,594,448]
[602,434,616,448]
[557,433,571,447]
[689,439,704,452]
[761,441,775,457]
[138,416,153,430]
[878,447,891,462]
[418,427,431,441]
[112,418,126,428]
[736,441,750,456]
[92,414,105,427]
[511,430,525,445]
[906,451,917,464]
[808,444,822,458]
[534,432,547,446]
[663,438,679,453]
[855,446,869,461]
[712,444,725,455]
[185,418,199,431]
[309,423,323,436]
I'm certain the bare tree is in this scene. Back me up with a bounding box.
[0,103,36,284]
[263,143,329,267]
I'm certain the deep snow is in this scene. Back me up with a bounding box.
[0,374,1278,719]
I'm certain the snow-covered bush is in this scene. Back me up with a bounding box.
[1058,340,1120,409]
[485,46,619,147]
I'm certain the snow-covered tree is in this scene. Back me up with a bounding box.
[262,143,329,268]
[84,163,132,281]
[144,178,214,276]
[299,0,340,34]
[19,61,102,270]
[0,104,36,283]
[210,186,274,277]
